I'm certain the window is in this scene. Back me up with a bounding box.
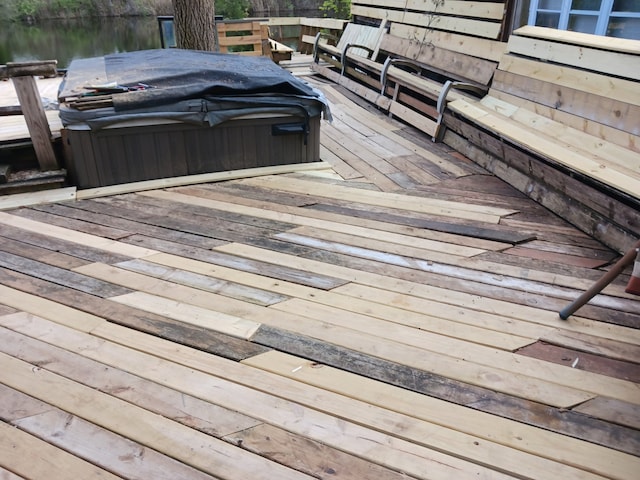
[527,0,640,39]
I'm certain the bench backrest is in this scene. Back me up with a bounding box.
[336,22,388,58]
[352,1,508,86]
[491,26,640,149]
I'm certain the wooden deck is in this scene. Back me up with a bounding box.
[1,63,639,479]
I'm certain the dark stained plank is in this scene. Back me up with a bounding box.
[87,195,318,256]
[251,325,640,456]
[0,251,131,298]
[516,341,640,383]
[0,267,270,361]
[0,224,133,265]
[10,206,132,240]
[0,304,17,316]
[0,235,90,270]
[33,201,228,250]
[503,246,613,269]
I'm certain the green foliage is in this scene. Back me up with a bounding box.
[15,0,44,19]
[217,0,250,20]
[319,0,351,19]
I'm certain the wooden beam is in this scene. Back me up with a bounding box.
[10,76,59,171]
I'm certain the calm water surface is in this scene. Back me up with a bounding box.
[0,16,162,70]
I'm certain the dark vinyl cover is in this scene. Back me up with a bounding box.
[58,49,331,128]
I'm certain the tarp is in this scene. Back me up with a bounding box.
[58,49,331,128]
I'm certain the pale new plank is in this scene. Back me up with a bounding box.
[0,211,158,258]
[404,0,506,20]
[573,397,640,431]
[236,175,516,219]
[110,291,260,340]
[448,98,640,199]
[0,421,120,480]
[0,352,313,480]
[389,23,506,62]
[12,408,217,480]
[270,296,533,351]
[507,34,640,81]
[514,25,640,55]
[488,89,640,153]
[1,313,516,480]
[244,350,640,480]
[0,285,105,332]
[90,323,615,480]
[0,187,76,211]
[495,101,640,175]
[402,11,502,39]
[497,56,640,107]
[212,243,640,345]
[75,162,332,199]
[350,5,405,22]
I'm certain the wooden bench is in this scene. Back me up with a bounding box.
[311,1,508,140]
[443,26,640,253]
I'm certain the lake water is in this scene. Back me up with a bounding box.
[0,16,163,70]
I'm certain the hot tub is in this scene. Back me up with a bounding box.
[58,49,330,189]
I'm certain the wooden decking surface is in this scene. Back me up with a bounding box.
[1,61,639,479]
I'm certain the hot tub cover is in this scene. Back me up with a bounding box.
[58,49,331,128]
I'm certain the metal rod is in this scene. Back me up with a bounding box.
[559,240,640,320]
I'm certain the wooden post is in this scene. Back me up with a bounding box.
[1,60,59,172]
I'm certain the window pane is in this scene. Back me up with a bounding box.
[612,0,640,12]
[538,0,564,10]
[608,17,640,39]
[536,12,562,26]
[568,13,599,32]
[571,0,602,10]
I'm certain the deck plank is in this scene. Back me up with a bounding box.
[0,59,638,480]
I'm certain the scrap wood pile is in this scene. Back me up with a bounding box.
[63,82,154,110]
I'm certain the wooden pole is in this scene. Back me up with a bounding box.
[1,59,59,172]
[559,239,640,319]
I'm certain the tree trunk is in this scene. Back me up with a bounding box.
[172,0,217,51]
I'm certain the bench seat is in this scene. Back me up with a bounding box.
[444,26,640,253]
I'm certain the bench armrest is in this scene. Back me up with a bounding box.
[313,32,340,63]
[380,57,421,95]
[341,43,375,76]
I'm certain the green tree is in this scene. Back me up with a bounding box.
[319,0,351,19]
[217,0,249,19]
